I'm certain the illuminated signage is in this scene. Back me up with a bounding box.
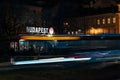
[26,27,49,33]
[49,27,54,35]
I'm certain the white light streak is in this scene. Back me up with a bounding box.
[12,57,91,65]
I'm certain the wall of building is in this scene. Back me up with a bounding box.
[88,13,118,34]
[117,4,120,34]
[75,13,118,34]
[64,4,120,35]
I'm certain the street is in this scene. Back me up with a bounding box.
[0,62,120,80]
[0,49,120,80]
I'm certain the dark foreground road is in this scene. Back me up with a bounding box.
[0,62,120,80]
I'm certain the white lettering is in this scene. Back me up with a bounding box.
[26,27,49,33]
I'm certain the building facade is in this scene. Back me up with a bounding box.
[76,13,118,34]
[64,4,120,35]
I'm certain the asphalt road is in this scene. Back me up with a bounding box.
[0,61,120,80]
[1,49,120,80]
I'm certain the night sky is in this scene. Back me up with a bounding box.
[0,0,118,17]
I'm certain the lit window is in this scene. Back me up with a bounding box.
[71,31,74,34]
[10,42,14,48]
[102,19,105,24]
[113,17,116,23]
[97,19,100,25]
[118,4,120,11]
[108,18,110,24]
[64,22,69,26]
[68,32,70,34]
[75,31,78,34]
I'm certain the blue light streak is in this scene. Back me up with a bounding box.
[12,57,91,65]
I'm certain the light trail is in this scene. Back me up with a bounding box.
[12,57,91,65]
[21,35,80,41]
